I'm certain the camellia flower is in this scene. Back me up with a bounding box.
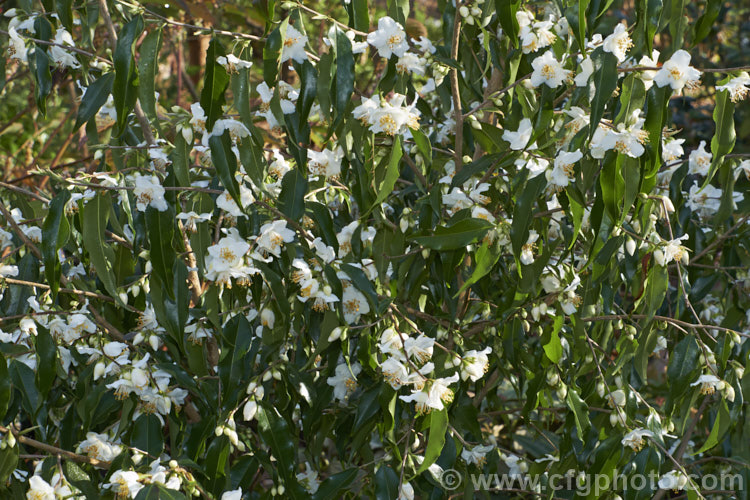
[296,463,320,494]
[638,50,660,90]
[366,94,420,135]
[530,51,571,88]
[717,72,750,102]
[520,230,539,265]
[221,488,243,500]
[341,284,370,324]
[205,232,253,285]
[658,471,688,491]
[654,234,689,266]
[574,56,594,87]
[26,475,56,500]
[602,23,632,63]
[327,362,361,400]
[308,147,344,178]
[49,28,81,68]
[367,16,408,59]
[399,373,460,413]
[690,374,723,395]
[688,140,712,176]
[104,470,143,499]
[404,334,435,363]
[8,27,28,62]
[653,50,701,92]
[216,54,252,74]
[662,137,685,162]
[546,150,583,189]
[461,444,494,467]
[461,347,492,381]
[502,118,533,150]
[396,52,426,75]
[621,428,655,451]
[281,24,308,63]
[133,174,168,212]
[255,220,296,258]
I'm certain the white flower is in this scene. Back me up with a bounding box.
[658,471,688,491]
[296,463,320,494]
[189,102,207,131]
[0,264,19,277]
[654,234,689,266]
[281,25,308,63]
[546,150,582,189]
[367,94,420,135]
[133,174,168,212]
[255,220,295,258]
[396,52,426,75]
[686,183,732,216]
[690,374,723,395]
[26,475,55,500]
[411,35,436,54]
[599,123,648,158]
[717,72,750,102]
[653,50,701,92]
[736,159,750,180]
[260,308,275,328]
[399,373,459,413]
[105,471,143,498]
[564,106,590,133]
[311,237,336,264]
[381,357,410,389]
[461,347,492,381]
[342,285,370,324]
[520,230,539,265]
[398,482,414,500]
[404,334,435,363]
[205,231,255,285]
[212,118,251,141]
[602,24,632,63]
[638,50,660,90]
[8,27,28,62]
[503,454,527,478]
[367,16,408,59]
[221,488,243,500]
[176,211,212,232]
[49,28,80,68]
[461,444,494,467]
[502,118,533,150]
[662,137,685,163]
[688,140,712,176]
[308,147,344,178]
[530,51,570,88]
[216,54,252,73]
[76,432,123,462]
[621,429,654,451]
[327,362,361,400]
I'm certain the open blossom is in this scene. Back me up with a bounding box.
[690,374,723,395]
[574,56,594,87]
[654,234,689,266]
[546,150,583,189]
[367,16,408,59]
[621,429,654,451]
[502,118,533,150]
[461,347,492,381]
[77,432,123,461]
[399,373,460,413]
[396,52,426,75]
[8,27,28,62]
[216,54,252,73]
[255,220,295,258]
[49,28,81,68]
[658,471,688,491]
[104,470,143,499]
[662,137,685,162]
[688,140,712,176]
[404,334,435,363]
[520,230,539,265]
[281,24,308,63]
[342,284,370,324]
[362,94,420,135]
[308,147,344,178]
[602,23,632,63]
[327,362,361,400]
[717,72,750,102]
[133,174,168,212]
[530,51,570,88]
[461,444,494,466]
[653,50,701,92]
[205,231,254,285]
[638,50,660,90]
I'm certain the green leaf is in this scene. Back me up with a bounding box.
[0,354,12,420]
[134,484,188,500]
[641,263,668,319]
[588,49,619,139]
[218,314,253,405]
[495,0,522,47]
[0,444,18,485]
[667,336,700,399]
[348,0,370,33]
[81,193,122,304]
[200,38,230,132]
[146,206,176,299]
[34,326,56,397]
[543,316,564,364]
[410,127,432,167]
[313,469,359,500]
[510,174,546,261]
[369,137,403,212]
[374,465,400,500]
[456,239,501,295]
[137,28,163,129]
[74,73,115,130]
[41,191,71,298]
[695,399,730,454]
[256,404,297,480]
[209,132,241,207]
[263,22,286,86]
[335,27,355,122]
[413,218,494,251]
[29,46,52,117]
[113,16,145,135]
[416,409,448,474]
[565,388,590,441]
[130,414,164,457]
[670,0,688,48]
[703,86,736,186]
[278,168,308,221]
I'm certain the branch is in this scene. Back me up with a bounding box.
[0,424,110,469]
[449,4,464,171]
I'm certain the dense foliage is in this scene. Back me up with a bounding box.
[0,0,749,498]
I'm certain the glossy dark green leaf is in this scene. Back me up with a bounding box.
[495,0,522,47]
[34,326,56,397]
[416,409,447,474]
[200,38,230,132]
[335,27,355,122]
[263,23,285,86]
[130,414,164,456]
[565,388,590,441]
[113,16,144,135]
[81,193,122,304]
[74,73,115,130]
[374,465,399,500]
[696,399,730,453]
[134,484,188,500]
[209,132,241,207]
[667,335,700,399]
[349,0,369,33]
[413,218,494,251]
[0,354,11,420]
[146,206,176,299]
[510,174,546,261]
[588,49,619,139]
[256,404,297,480]
[137,28,163,128]
[368,137,402,212]
[278,168,308,221]
[703,86,736,186]
[41,190,71,298]
[456,239,501,295]
[313,468,359,500]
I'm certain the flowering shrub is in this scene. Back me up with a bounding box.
[0,0,749,498]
